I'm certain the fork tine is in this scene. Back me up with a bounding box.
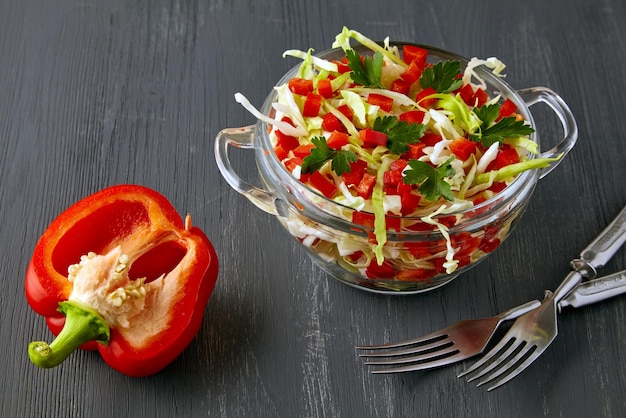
[458,335,517,378]
[365,344,459,367]
[369,351,469,374]
[481,352,537,390]
[472,343,536,388]
[356,328,450,351]
[480,342,553,391]
[359,336,452,358]
[465,338,524,383]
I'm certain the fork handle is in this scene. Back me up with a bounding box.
[552,270,584,302]
[571,205,626,278]
[558,270,626,310]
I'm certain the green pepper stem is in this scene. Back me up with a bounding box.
[28,300,110,369]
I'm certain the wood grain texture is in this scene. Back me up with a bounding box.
[1,0,625,417]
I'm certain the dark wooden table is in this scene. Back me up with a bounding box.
[1,0,625,416]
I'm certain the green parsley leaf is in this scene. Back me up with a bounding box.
[403,157,455,201]
[419,60,463,93]
[473,103,500,128]
[345,49,383,88]
[469,104,535,147]
[301,136,358,176]
[372,116,426,155]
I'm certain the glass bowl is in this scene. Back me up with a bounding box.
[215,43,577,294]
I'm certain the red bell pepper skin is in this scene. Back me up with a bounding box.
[25,184,219,377]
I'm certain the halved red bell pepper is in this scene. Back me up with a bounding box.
[25,184,219,377]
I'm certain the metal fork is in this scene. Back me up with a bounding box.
[358,270,626,374]
[458,273,578,390]
[459,205,626,390]
[356,300,541,373]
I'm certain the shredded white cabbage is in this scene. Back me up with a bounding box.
[235,93,306,137]
[282,49,339,73]
[462,57,507,91]
[476,142,500,174]
[428,109,464,139]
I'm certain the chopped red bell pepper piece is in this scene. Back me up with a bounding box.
[342,159,367,186]
[275,130,300,152]
[337,104,354,121]
[284,157,304,173]
[473,88,489,107]
[390,158,408,172]
[356,173,376,199]
[405,240,447,259]
[479,236,501,253]
[383,159,407,187]
[396,268,435,283]
[288,78,314,96]
[400,191,421,215]
[487,148,520,171]
[420,132,443,146]
[452,232,482,258]
[293,143,315,158]
[402,44,428,67]
[458,84,476,106]
[399,110,425,125]
[302,93,323,117]
[497,98,518,121]
[403,143,427,160]
[488,181,507,193]
[365,259,396,279]
[346,251,364,263]
[333,59,351,74]
[383,170,403,186]
[321,113,345,133]
[317,78,333,99]
[390,79,411,95]
[309,171,338,198]
[326,131,350,150]
[352,211,375,228]
[396,182,412,196]
[400,59,425,84]
[359,128,388,147]
[367,93,394,112]
[281,116,295,127]
[415,87,438,108]
[384,185,400,196]
[449,137,477,161]
[273,144,289,161]
[25,185,219,377]
[384,215,401,232]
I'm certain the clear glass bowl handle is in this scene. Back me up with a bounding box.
[517,87,578,179]
[214,125,282,216]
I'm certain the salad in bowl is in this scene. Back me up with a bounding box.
[215,27,577,293]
